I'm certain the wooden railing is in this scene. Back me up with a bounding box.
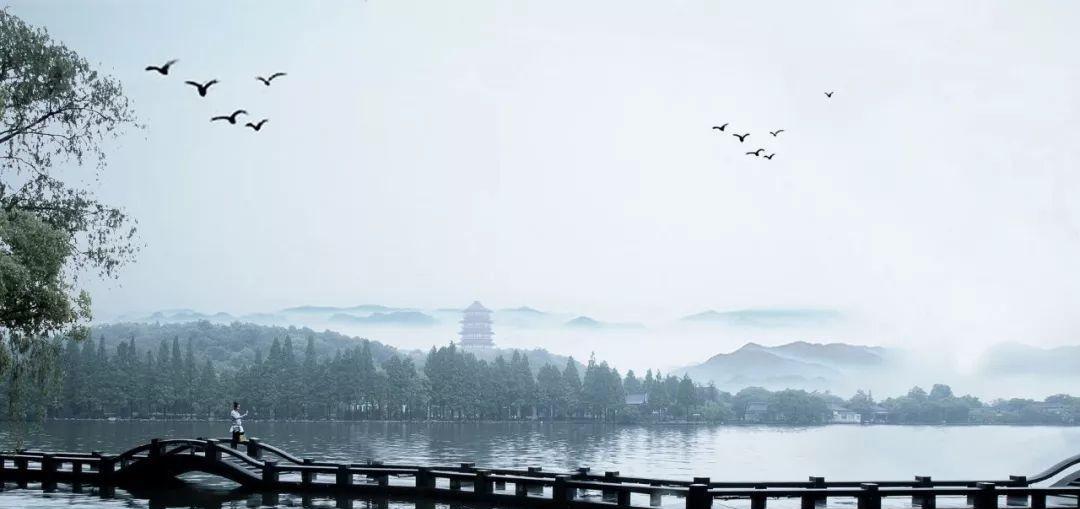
[2,438,1079,508]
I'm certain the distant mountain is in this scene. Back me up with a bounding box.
[564,316,645,330]
[756,341,887,367]
[282,304,405,314]
[675,341,888,391]
[328,311,436,327]
[977,343,1080,377]
[565,316,601,328]
[681,308,842,328]
[493,306,578,329]
[127,309,236,324]
[500,306,544,314]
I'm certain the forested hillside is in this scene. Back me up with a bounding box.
[87,321,412,371]
[1,321,1077,426]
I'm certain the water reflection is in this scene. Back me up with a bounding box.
[0,482,509,509]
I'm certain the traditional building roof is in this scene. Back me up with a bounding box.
[464,301,491,313]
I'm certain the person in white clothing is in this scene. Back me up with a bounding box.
[230,401,248,448]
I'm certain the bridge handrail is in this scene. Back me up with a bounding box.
[210,437,314,465]
[214,442,266,469]
[1029,451,1080,484]
[110,438,206,464]
[562,478,691,495]
[706,486,1080,498]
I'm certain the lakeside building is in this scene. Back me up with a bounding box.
[829,404,863,424]
[744,401,769,422]
[459,301,495,348]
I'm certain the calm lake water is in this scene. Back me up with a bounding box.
[1,421,1078,508]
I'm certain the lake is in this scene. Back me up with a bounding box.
[1,421,1078,508]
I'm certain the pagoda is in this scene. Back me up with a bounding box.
[458,301,495,348]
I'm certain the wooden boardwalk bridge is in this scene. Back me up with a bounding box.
[2,437,1080,509]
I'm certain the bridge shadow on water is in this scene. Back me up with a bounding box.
[2,478,513,509]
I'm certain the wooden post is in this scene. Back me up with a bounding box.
[809,476,826,507]
[913,476,932,507]
[553,474,571,504]
[40,454,57,491]
[967,483,977,507]
[416,467,435,491]
[516,478,529,497]
[99,455,116,486]
[1006,476,1027,506]
[687,483,712,509]
[575,467,590,497]
[205,439,221,462]
[1030,492,1046,509]
[650,481,664,507]
[375,471,389,487]
[617,487,632,507]
[460,462,475,470]
[528,467,544,494]
[974,482,997,509]
[475,470,492,496]
[450,477,462,491]
[604,471,621,502]
[858,483,880,509]
[70,460,82,479]
[263,460,279,485]
[751,486,767,509]
[336,464,352,488]
[150,438,162,458]
[41,454,57,475]
[301,459,314,485]
[246,438,262,460]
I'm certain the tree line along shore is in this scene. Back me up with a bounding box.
[2,326,1078,426]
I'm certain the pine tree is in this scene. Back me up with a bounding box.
[561,357,582,418]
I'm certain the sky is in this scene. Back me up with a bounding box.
[8,1,1080,363]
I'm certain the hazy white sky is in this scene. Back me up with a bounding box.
[11,1,1080,355]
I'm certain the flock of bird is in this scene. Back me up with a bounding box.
[711,90,835,161]
[145,59,284,132]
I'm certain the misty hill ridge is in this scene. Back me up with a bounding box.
[681,308,842,328]
[678,341,887,391]
[283,304,407,314]
[977,342,1080,377]
[329,311,436,327]
[564,316,645,330]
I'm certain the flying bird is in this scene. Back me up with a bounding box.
[770,129,785,137]
[712,123,729,131]
[184,80,219,97]
[245,119,270,131]
[733,133,750,142]
[764,153,775,160]
[824,91,834,98]
[256,72,287,86]
[144,59,179,75]
[210,110,249,124]
[746,148,765,156]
